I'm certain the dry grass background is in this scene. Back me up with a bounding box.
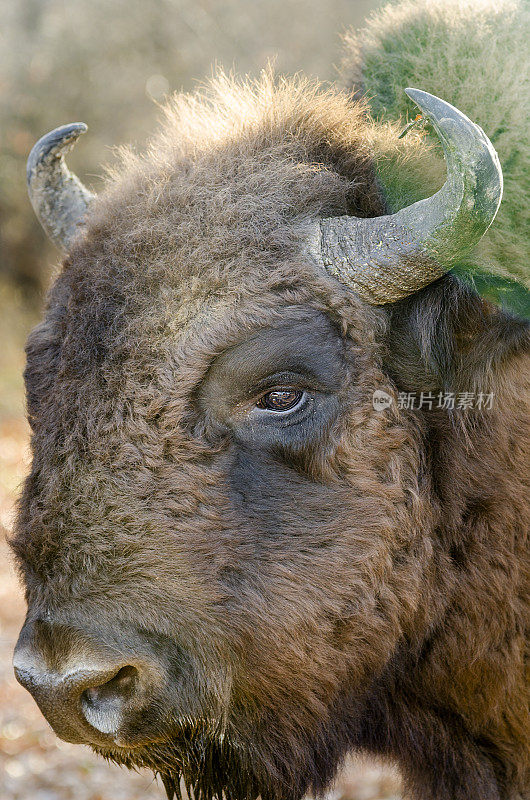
[0,0,405,796]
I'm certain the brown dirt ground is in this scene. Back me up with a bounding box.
[0,287,402,800]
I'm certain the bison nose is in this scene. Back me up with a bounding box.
[13,622,163,746]
[13,656,144,742]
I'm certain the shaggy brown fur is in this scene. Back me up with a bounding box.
[12,72,530,800]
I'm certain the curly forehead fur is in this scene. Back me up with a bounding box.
[76,72,423,317]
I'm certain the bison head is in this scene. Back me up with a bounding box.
[11,77,505,800]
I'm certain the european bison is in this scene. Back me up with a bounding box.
[11,4,529,800]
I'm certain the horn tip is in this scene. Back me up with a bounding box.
[404,87,450,118]
[27,123,89,186]
[404,88,474,134]
[404,87,427,101]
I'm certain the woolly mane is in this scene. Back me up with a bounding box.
[89,69,431,288]
[61,69,444,361]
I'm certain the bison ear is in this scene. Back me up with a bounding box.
[382,274,528,395]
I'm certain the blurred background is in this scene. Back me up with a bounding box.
[0,1,403,798]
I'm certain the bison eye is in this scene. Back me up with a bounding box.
[256,389,305,412]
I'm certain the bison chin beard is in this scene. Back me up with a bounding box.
[92,720,266,800]
[92,702,353,800]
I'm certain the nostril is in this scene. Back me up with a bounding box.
[82,665,138,705]
[81,665,139,735]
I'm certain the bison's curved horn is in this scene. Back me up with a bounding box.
[313,89,503,304]
[27,123,95,250]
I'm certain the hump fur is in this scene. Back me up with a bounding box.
[341,0,530,304]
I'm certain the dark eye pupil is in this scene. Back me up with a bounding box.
[258,390,303,412]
